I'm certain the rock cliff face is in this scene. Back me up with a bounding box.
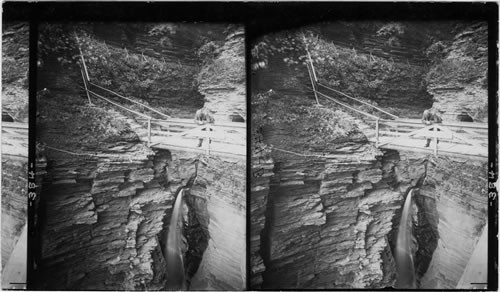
[426,22,488,122]
[1,158,27,268]
[198,28,246,122]
[38,144,167,290]
[37,23,246,290]
[251,21,488,289]
[252,119,405,288]
[38,139,246,290]
[1,22,29,270]
[189,156,246,290]
[250,148,274,288]
[2,22,29,122]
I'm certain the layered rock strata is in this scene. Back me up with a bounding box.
[416,156,487,288]
[199,28,246,122]
[38,144,173,290]
[250,148,274,289]
[1,21,29,273]
[1,159,28,268]
[256,139,404,289]
[2,22,29,122]
[387,151,488,289]
[188,156,246,290]
[426,22,488,122]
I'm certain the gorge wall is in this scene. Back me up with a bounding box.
[1,22,29,271]
[251,21,489,289]
[198,27,246,123]
[36,23,246,290]
[426,22,488,122]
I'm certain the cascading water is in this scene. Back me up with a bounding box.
[395,189,416,288]
[165,188,186,290]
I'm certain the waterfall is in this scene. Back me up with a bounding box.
[165,188,186,290]
[395,189,416,288]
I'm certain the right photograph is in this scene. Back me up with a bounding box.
[250,21,488,289]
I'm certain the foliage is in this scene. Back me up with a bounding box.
[80,34,199,111]
[76,105,133,142]
[196,30,245,88]
[301,106,359,141]
[309,37,425,103]
[252,90,360,147]
[425,57,483,86]
[376,22,406,46]
[38,23,92,66]
[196,41,223,64]
[251,30,312,70]
[424,41,449,64]
[197,55,245,86]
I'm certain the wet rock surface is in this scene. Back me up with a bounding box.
[188,157,246,290]
[388,152,487,289]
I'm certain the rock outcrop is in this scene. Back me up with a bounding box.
[416,156,487,288]
[250,147,274,289]
[252,121,404,288]
[1,22,29,272]
[2,22,29,122]
[426,22,488,122]
[188,156,246,290]
[384,151,488,289]
[198,28,246,122]
[37,23,246,290]
[37,143,173,290]
[1,159,27,268]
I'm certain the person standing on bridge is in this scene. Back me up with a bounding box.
[194,105,215,147]
[422,108,442,147]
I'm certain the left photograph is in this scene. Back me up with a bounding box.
[35,23,246,290]
[2,22,29,290]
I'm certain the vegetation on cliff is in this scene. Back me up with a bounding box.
[2,22,29,122]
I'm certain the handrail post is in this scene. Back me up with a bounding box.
[306,61,320,106]
[433,124,438,156]
[307,50,318,82]
[147,118,151,147]
[375,118,380,148]
[80,68,92,105]
[205,125,210,157]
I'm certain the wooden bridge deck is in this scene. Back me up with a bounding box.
[150,136,245,159]
[374,136,488,161]
[147,119,246,159]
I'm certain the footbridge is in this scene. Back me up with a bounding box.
[304,53,488,161]
[77,48,245,160]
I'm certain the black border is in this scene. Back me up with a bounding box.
[2,2,498,291]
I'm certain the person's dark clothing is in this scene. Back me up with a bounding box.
[194,107,215,147]
[422,109,442,147]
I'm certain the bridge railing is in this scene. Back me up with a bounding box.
[305,55,398,120]
[376,119,488,155]
[304,55,488,157]
[77,45,246,156]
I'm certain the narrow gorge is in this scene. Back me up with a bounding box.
[35,23,246,290]
[251,21,489,289]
